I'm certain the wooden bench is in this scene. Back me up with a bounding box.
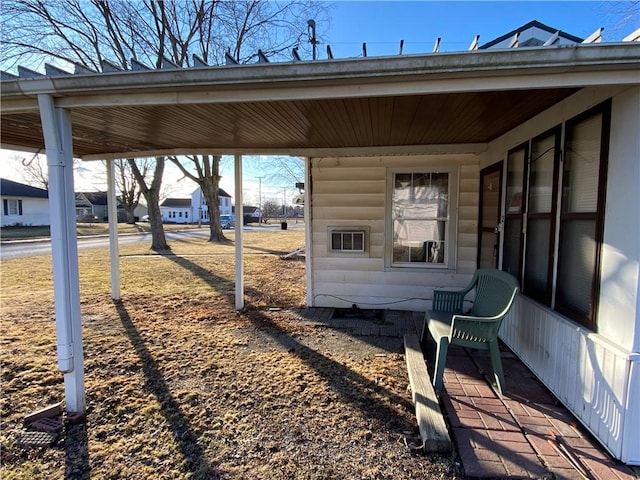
[404,333,452,453]
[422,268,519,395]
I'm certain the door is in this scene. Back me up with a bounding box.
[478,163,503,269]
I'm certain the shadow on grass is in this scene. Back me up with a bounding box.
[160,252,302,306]
[243,309,415,428]
[65,422,90,480]
[160,253,236,301]
[114,300,220,479]
[162,252,413,427]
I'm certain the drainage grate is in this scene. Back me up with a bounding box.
[16,430,59,448]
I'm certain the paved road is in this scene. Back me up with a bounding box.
[0,224,302,259]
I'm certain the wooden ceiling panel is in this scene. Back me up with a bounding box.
[0,88,578,157]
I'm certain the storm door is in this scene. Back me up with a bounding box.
[478,163,503,269]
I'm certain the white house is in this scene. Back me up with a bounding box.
[161,188,232,223]
[191,187,232,222]
[0,178,49,227]
[160,197,192,223]
[1,19,638,465]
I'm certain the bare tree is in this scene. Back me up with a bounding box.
[170,154,227,242]
[14,153,49,189]
[1,0,328,247]
[259,156,305,188]
[114,158,151,224]
[129,157,169,251]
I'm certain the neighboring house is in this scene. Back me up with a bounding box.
[191,188,232,223]
[75,192,108,220]
[0,178,49,227]
[160,198,192,224]
[478,19,583,49]
[242,206,262,224]
[2,19,639,465]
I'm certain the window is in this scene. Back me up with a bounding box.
[555,104,610,329]
[522,128,561,304]
[503,144,527,279]
[331,231,365,252]
[389,169,456,268]
[3,199,22,216]
[501,100,610,331]
[328,227,369,255]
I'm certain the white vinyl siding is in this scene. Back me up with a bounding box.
[309,154,478,311]
[1,197,49,227]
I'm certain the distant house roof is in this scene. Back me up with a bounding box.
[161,198,192,208]
[1,178,48,198]
[191,187,232,198]
[76,192,108,206]
[480,20,584,49]
[243,206,260,215]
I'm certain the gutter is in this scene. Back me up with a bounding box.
[2,43,639,106]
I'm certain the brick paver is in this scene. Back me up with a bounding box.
[294,309,638,480]
[438,344,638,480]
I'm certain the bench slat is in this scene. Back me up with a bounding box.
[403,333,452,453]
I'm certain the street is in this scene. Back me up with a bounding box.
[0,223,302,259]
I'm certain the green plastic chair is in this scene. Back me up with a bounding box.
[422,269,519,395]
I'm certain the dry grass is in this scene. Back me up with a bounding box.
[0,229,460,479]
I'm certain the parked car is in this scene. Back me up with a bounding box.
[220,214,235,229]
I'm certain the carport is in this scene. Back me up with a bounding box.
[1,41,639,415]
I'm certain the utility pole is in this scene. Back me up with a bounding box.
[256,176,264,224]
[308,20,318,61]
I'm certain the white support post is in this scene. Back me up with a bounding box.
[37,94,86,413]
[234,154,244,310]
[304,157,313,307]
[106,160,120,299]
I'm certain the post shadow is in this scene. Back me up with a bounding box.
[64,421,90,479]
[113,299,219,479]
[244,308,415,427]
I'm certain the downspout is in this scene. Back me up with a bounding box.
[37,93,86,413]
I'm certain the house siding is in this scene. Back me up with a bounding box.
[309,153,478,312]
[485,85,640,463]
[1,197,49,227]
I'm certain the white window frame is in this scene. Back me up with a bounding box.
[328,226,370,257]
[6,199,22,216]
[385,166,459,270]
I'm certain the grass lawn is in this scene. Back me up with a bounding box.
[0,229,460,479]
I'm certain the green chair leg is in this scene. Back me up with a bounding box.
[432,338,449,391]
[488,340,506,394]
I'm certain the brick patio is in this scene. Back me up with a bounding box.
[297,308,639,480]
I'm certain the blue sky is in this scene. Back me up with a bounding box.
[323,1,639,58]
[1,1,638,202]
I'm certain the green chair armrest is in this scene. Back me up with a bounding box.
[449,314,503,344]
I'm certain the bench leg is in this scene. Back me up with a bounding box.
[432,338,449,391]
[488,340,506,395]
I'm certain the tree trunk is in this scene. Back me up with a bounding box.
[145,192,168,250]
[202,176,227,242]
[128,157,169,251]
